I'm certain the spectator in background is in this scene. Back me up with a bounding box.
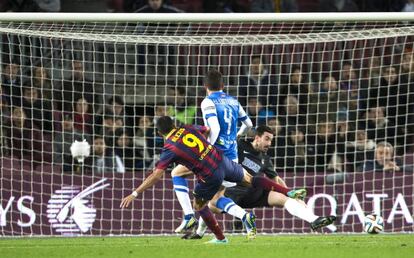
[86,136,125,174]
[134,115,155,168]
[99,114,124,147]
[167,86,197,125]
[73,97,93,136]
[62,61,94,112]
[6,107,46,167]
[32,66,53,101]
[247,97,275,126]
[239,55,278,109]
[251,0,298,12]
[114,129,136,171]
[0,0,60,11]
[267,117,287,171]
[21,86,53,132]
[280,95,306,128]
[402,0,414,12]
[357,0,406,12]
[53,114,85,173]
[203,0,247,12]
[278,65,309,115]
[135,0,182,12]
[309,120,338,172]
[340,62,358,91]
[358,142,405,172]
[2,63,21,105]
[0,92,10,156]
[284,126,313,173]
[361,106,396,145]
[346,128,375,172]
[319,0,359,12]
[369,65,411,154]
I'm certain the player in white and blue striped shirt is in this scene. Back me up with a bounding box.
[171,69,254,239]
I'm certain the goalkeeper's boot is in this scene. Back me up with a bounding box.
[310,216,337,231]
[174,214,198,233]
[205,237,229,244]
[287,188,307,200]
[242,212,257,240]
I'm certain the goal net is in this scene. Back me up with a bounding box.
[1,13,413,236]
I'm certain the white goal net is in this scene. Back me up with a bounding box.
[0,13,413,236]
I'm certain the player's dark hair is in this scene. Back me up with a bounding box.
[205,69,223,91]
[156,116,175,135]
[255,125,274,137]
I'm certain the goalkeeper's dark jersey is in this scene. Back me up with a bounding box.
[238,139,278,179]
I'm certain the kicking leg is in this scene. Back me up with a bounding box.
[193,198,227,244]
[241,170,307,200]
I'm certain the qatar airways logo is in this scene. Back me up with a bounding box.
[47,178,110,235]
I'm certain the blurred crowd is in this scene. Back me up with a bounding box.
[1,0,414,13]
[1,0,414,175]
[1,48,414,174]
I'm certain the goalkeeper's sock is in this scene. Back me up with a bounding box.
[172,176,194,216]
[196,217,207,236]
[252,176,290,195]
[198,206,225,240]
[216,196,246,220]
[284,198,318,223]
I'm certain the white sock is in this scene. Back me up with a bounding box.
[284,198,319,223]
[226,204,247,220]
[196,217,207,236]
[175,190,194,216]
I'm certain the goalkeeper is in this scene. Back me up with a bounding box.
[183,125,336,239]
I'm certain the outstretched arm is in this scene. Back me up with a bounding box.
[120,168,165,208]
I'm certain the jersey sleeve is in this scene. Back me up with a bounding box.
[201,98,217,123]
[155,147,176,170]
[201,98,220,144]
[237,102,249,122]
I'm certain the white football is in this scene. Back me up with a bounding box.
[364,214,384,234]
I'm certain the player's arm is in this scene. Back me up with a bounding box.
[201,98,220,144]
[120,168,165,208]
[236,103,253,137]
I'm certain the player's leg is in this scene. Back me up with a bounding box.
[193,175,228,244]
[267,191,336,230]
[189,186,256,240]
[193,198,227,244]
[210,187,257,239]
[171,165,197,233]
[240,169,307,200]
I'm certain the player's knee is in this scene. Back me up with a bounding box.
[193,198,207,211]
[208,202,221,214]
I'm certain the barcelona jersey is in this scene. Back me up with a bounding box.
[155,125,223,180]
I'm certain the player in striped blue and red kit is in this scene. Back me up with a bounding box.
[121,116,306,244]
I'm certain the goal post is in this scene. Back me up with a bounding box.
[0,13,414,236]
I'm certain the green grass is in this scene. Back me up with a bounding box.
[1,234,413,258]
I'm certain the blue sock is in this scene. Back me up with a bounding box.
[216,197,236,214]
[172,176,194,216]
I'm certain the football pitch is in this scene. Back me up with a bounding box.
[1,234,413,258]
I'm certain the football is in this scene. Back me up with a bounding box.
[364,214,384,234]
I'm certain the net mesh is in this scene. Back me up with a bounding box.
[0,19,413,236]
